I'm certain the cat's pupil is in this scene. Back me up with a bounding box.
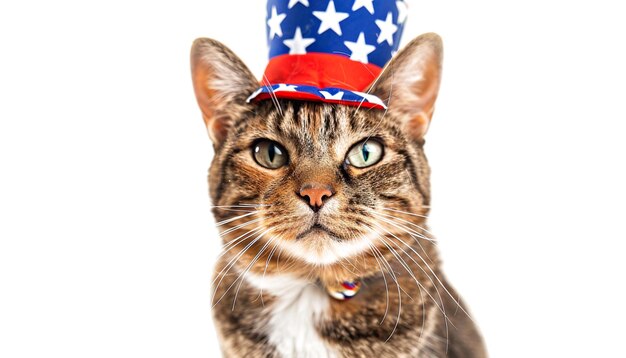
[362,144,370,162]
[268,144,275,162]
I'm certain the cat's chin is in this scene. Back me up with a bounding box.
[276,230,376,266]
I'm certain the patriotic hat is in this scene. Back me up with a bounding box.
[247,0,408,110]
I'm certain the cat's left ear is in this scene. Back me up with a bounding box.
[191,38,259,145]
[370,33,443,140]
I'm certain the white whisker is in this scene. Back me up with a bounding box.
[376,210,435,239]
[370,212,436,263]
[220,217,263,237]
[210,204,270,208]
[262,75,283,117]
[212,229,270,307]
[214,226,264,264]
[258,235,281,305]
[369,221,451,349]
[381,206,429,219]
[367,243,390,324]
[231,236,276,310]
[214,211,258,227]
[368,242,402,342]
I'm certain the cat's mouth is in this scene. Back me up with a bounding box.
[276,222,376,265]
[295,223,342,241]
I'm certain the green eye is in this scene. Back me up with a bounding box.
[253,140,288,169]
[346,139,384,168]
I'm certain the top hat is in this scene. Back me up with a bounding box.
[247,0,408,109]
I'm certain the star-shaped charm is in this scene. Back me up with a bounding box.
[267,6,287,40]
[313,0,350,35]
[375,12,398,45]
[288,0,309,8]
[396,1,408,24]
[274,84,298,92]
[319,90,344,100]
[283,27,316,54]
[344,32,376,64]
[352,0,374,14]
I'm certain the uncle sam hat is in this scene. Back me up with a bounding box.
[247,0,408,110]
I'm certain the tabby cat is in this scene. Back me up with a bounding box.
[190,33,487,357]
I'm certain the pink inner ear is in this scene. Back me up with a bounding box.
[190,38,260,143]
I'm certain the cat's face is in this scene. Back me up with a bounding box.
[209,101,431,265]
[191,34,442,271]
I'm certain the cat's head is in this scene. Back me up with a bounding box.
[191,33,442,276]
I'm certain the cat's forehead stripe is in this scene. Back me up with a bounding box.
[264,102,348,154]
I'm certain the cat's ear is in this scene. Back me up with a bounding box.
[191,38,259,144]
[370,33,443,140]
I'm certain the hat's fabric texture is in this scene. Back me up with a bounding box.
[247,0,408,109]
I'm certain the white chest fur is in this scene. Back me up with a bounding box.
[245,273,338,358]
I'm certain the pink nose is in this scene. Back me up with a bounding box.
[299,184,334,210]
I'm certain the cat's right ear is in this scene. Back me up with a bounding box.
[190,38,259,145]
[369,33,443,141]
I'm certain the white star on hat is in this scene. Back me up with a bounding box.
[353,91,387,108]
[375,12,398,45]
[396,1,408,24]
[352,0,374,14]
[283,27,316,54]
[267,6,287,40]
[288,0,309,9]
[275,84,299,92]
[313,0,350,35]
[344,32,376,64]
[319,91,345,100]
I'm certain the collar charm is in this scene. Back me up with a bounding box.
[326,280,362,300]
[247,0,408,109]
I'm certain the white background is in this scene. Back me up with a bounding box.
[1,0,625,357]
